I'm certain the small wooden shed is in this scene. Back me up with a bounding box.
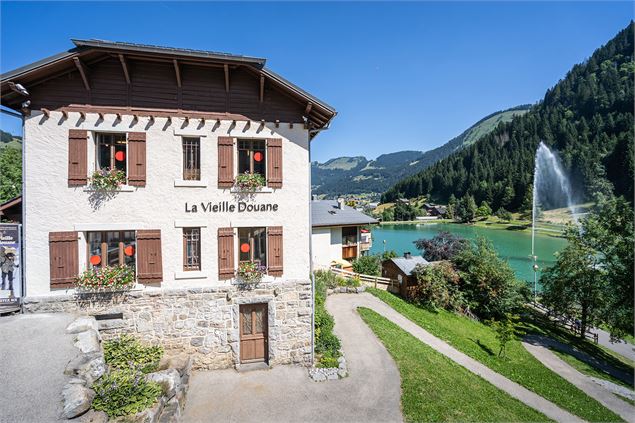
[382,252,429,297]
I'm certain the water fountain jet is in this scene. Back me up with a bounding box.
[531,141,580,304]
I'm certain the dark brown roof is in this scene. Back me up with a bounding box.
[1,39,336,131]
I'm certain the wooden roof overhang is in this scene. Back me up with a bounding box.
[1,39,336,138]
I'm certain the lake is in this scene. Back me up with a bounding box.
[370,223,568,287]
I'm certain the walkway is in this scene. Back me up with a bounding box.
[183,293,402,422]
[0,312,76,423]
[341,293,583,423]
[594,328,635,362]
[523,335,635,422]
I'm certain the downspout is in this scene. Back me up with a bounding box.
[308,130,315,366]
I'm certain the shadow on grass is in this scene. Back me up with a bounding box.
[472,338,496,356]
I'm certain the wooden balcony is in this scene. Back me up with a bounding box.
[342,245,358,261]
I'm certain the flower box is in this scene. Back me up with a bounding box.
[90,168,126,191]
[234,172,266,191]
[236,261,267,285]
[75,265,135,292]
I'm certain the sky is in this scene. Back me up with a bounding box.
[0,1,632,162]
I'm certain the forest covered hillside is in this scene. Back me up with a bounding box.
[382,22,634,211]
[311,105,530,198]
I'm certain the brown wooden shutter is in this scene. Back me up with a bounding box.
[128,132,146,187]
[218,137,234,188]
[267,138,283,189]
[218,227,235,280]
[267,226,283,277]
[136,230,163,283]
[68,130,88,186]
[49,231,79,288]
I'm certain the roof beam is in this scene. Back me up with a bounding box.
[118,54,131,84]
[260,75,264,103]
[305,102,313,115]
[73,57,90,91]
[173,59,182,88]
[224,64,230,93]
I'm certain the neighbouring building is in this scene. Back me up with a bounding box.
[0,196,21,223]
[382,252,428,297]
[0,39,336,369]
[423,203,447,217]
[311,199,378,269]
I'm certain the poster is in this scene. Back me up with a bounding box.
[0,223,22,309]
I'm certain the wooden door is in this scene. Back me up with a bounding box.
[239,304,268,363]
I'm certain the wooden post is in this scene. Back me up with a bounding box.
[374,276,377,289]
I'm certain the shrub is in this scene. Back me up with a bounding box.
[103,335,163,374]
[414,231,468,261]
[495,207,513,222]
[314,269,346,292]
[313,270,343,367]
[75,265,135,291]
[352,254,381,276]
[488,314,525,358]
[316,350,340,368]
[410,262,464,311]
[92,367,162,418]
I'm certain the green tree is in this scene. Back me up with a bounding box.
[476,200,492,218]
[0,146,21,203]
[381,208,394,222]
[456,195,477,223]
[489,314,524,358]
[452,237,525,319]
[495,207,513,222]
[540,226,605,338]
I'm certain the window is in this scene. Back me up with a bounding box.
[342,227,357,246]
[183,228,201,271]
[87,231,136,270]
[182,137,200,180]
[238,227,267,266]
[238,139,266,177]
[96,133,127,176]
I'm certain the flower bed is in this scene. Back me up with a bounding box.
[234,172,266,191]
[237,261,267,285]
[90,168,126,191]
[76,265,135,292]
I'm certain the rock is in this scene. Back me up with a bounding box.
[66,316,99,334]
[74,330,101,354]
[146,369,181,399]
[158,353,192,376]
[79,409,108,423]
[337,369,348,378]
[327,372,339,380]
[61,384,95,419]
[67,377,87,386]
[356,286,366,293]
[158,398,181,423]
[347,287,356,293]
[311,371,326,382]
[65,353,106,385]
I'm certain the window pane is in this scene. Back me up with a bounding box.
[96,133,127,177]
[238,228,250,262]
[237,227,266,266]
[123,231,136,270]
[255,308,264,333]
[183,228,201,271]
[253,142,266,177]
[182,137,200,180]
[87,232,103,269]
[238,147,250,174]
[242,308,252,335]
[106,231,121,266]
[97,135,111,170]
[254,228,266,266]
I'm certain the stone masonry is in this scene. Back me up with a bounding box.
[23,280,312,370]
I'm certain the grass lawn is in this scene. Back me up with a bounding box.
[358,307,551,423]
[368,288,624,422]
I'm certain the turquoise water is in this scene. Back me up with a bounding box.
[370,223,567,286]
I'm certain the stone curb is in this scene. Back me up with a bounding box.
[308,352,348,382]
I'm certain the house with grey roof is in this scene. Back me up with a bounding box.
[381,252,429,297]
[311,199,378,269]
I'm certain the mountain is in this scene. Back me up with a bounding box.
[383,22,634,211]
[311,105,530,198]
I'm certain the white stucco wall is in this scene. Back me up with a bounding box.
[24,111,311,296]
[311,226,353,267]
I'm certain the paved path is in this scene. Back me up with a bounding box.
[594,328,635,362]
[345,293,583,423]
[182,293,402,422]
[523,335,635,422]
[0,312,76,423]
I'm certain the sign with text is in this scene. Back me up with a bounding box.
[185,201,279,213]
[0,223,22,308]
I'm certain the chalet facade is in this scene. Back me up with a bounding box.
[382,253,428,298]
[311,199,377,269]
[0,40,336,369]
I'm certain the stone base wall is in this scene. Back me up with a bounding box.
[23,280,313,370]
